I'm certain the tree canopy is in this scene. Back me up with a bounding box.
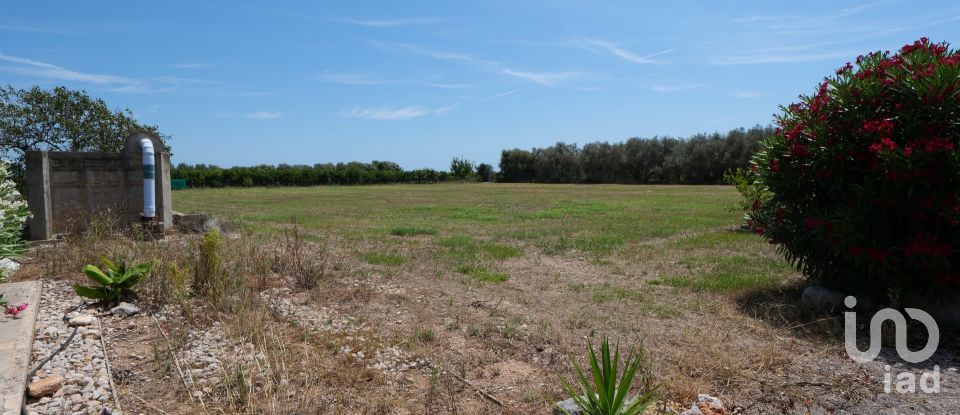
[0,85,169,180]
[499,125,773,184]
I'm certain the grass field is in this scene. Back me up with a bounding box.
[23,183,920,413]
[165,183,867,413]
[174,183,795,294]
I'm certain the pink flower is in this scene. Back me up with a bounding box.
[4,303,28,317]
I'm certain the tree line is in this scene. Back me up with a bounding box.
[174,126,771,188]
[172,161,450,188]
[498,125,774,184]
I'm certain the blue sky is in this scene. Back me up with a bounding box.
[2,1,958,170]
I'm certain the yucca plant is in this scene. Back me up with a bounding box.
[73,257,154,305]
[559,337,658,415]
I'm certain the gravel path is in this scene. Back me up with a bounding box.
[25,281,117,415]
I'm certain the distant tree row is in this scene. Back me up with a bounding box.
[172,161,449,188]
[498,125,774,184]
[173,125,774,188]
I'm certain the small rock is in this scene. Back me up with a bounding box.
[110,302,140,317]
[43,326,61,339]
[28,376,64,398]
[553,397,583,415]
[68,314,95,327]
[681,394,729,415]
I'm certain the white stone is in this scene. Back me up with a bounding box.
[67,314,94,327]
[110,302,140,317]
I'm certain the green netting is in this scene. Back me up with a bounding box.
[171,179,188,190]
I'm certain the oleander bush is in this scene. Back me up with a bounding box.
[743,38,960,303]
[0,161,29,280]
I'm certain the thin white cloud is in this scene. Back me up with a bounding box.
[648,83,705,92]
[370,41,581,87]
[0,52,223,94]
[500,69,579,86]
[342,105,452,120]
[245,111,283,120]
[481,88,527,101]
[715,1,901,65]
[315,71,473,89]
[339,18,442,28]
[731,0,895,29]
[713,51,853,65]
[172,62,218,69]
[369,41,496,67]
[577,39,674,64]
[0,52,134,84]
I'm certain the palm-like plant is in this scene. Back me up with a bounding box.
[559,337,658,415]
[73,257,153,305]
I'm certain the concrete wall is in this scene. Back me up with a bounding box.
[25,132,171,240]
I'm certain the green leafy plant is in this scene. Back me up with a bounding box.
[559,337,658,415]
[0,161,30,281]
[73,257,154,305]
[0,292,6,306]
[743,38,960,303]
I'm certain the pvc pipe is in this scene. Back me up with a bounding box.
[139,138,156,218]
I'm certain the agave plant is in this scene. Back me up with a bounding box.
[73,257,154,305]
[559,337,658,415]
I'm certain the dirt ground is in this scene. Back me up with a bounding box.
[17,233,958,415]
[15,184,960,414]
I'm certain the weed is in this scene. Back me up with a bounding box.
[416,327,436,342]
[480,243,522,260]
[277,222,328,290]
[455,265,508,283]
[389,226,437,236]
[73,257,154,306]
[193,229,226,302]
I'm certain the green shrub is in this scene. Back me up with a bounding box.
[0,161,29,280]
[73,257,154,305]
[193,229,225,300]
[559,337,658,415]
[743,38,960,302]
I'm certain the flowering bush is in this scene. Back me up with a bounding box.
[0,161,30,280]
[744,38,960,303]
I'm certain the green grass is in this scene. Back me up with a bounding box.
[388,226,438,236]
[439,235,522,260]
[362,252,407,266]
[455,265,509,283]
[174,184,794,292]
[650,255,794,292]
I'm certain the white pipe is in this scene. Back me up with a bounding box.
[139,138,156,218]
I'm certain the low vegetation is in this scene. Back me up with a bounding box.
[0,161,29,280]
[73,257,154,306]
[741,38,960,304]
[559,337,658,415]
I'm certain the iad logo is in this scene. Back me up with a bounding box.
[843,296,941,393]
